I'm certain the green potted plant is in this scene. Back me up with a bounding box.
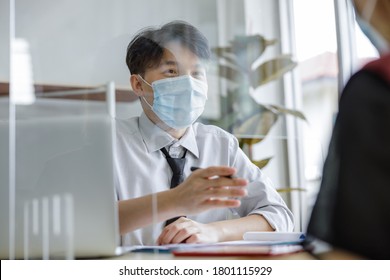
[204,34,306,171]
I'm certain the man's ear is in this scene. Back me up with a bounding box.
[130,74,144,97]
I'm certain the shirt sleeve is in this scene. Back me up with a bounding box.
[229,135,295,232]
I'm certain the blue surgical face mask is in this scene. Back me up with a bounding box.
[138,75,208,129]
[355,1,389,54]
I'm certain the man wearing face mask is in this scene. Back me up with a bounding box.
[115,21,294,246]
[307,0,390,259]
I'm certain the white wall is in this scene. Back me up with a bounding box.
[0,0,218,89]
[0,0,222,119]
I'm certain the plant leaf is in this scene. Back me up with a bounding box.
[239,137,264,146]
[217,64,242,82]
[266,104,307,121]
[231,35,277,70]
[212,46,233,56]
[233,106,278,137]
[212,47,240,70]
[217,52,238,67]
[252,157,273,169]
[250,54,297,88]
[238,138,264,148]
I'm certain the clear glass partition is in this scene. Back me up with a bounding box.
[0,0,11,261]
[2,0,310,259]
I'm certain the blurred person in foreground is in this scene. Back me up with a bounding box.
[308,0,390,259]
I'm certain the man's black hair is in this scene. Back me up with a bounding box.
[125,20,210,76]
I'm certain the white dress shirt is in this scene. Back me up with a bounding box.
[115,113,294,245]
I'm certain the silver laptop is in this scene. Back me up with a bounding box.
[0,99,121,259]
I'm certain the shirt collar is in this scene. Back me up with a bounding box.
[139,113,199,158]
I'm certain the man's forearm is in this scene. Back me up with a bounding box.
[210,214,274,242]
[118,190,177,235]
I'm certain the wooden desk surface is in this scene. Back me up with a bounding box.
[316,249,365,260]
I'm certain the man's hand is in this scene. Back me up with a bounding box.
[157,217,219,245]
[118,166,248,235]
[171,166,248,216]
[157,215,274,245]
